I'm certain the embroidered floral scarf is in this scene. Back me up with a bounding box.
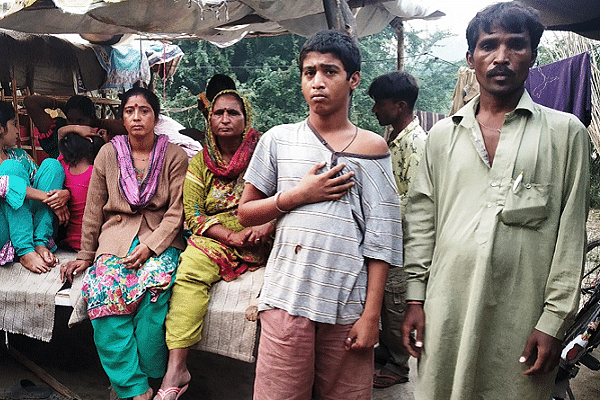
[203,90,260,178]
[112,134,169,207]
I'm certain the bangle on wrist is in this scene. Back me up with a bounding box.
[407,300,424,305]
[274,191,288,213]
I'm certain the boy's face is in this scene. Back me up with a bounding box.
[301,51,360,117]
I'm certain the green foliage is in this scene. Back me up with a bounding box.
[354,26,464,133]
[353,26,397,132]
[535,44,555,67]
[158,26,463,136]
[240,61,307,131]
[402,29,466,115]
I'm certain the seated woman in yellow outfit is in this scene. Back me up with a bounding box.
[154,90,274,400]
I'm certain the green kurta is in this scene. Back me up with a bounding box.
[404,91,590,400]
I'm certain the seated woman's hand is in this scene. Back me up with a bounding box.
[246,222,275,246]
[225,229,253,248]
[44,189,71,210]
[54,205,70,226]
[123,243,153,270]
[61,259,91,283]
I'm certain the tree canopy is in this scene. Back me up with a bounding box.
[157,26,464,135]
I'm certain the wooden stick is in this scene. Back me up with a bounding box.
[7,346,82,400]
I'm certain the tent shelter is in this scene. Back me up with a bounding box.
[0,28,183,162]
[0,29,183,96]
[518,0,600,40]
[0,0,445,94]
[0,0,444,46]
[1,1,598,94]
[0,29,105,96]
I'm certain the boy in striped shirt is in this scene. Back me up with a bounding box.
[239,30,403,399]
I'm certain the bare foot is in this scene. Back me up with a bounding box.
[20,251,51,274]
[35,245,58,267]
[133,387,153,400]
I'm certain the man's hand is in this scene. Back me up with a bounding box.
[57,124,99,141]
[520,329,562,375]
[344,314,379,351]
[401,303,425,358]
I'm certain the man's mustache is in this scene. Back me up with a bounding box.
[487,66,515,78]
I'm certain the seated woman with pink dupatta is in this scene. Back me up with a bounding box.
[61,87,188,400]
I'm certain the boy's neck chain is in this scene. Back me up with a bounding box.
[339,126,358,153]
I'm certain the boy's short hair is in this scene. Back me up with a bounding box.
[466,2,544,55]
[64,95,97,120]
[299,30,361,80]
[368,72,419,110]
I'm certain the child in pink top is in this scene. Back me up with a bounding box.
[57,133,105,250]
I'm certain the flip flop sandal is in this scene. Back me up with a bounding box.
[153,384,189,400]
[373,370,409,388]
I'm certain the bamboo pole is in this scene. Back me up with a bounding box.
[390,17,405,71]
[7,346,82,400]
[322,0,357,37]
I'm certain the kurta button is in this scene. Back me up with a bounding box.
[491,182,498,187]
[116,215,122,222]
[487,204,492,208]
[526,184,531,189]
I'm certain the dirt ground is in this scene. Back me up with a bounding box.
[0,306,256,400]
[2,211,600,400]
[587,209,600,239]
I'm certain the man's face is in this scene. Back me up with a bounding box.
[301,51,359,117]
[467,26,536,99]
[372,98,402,127]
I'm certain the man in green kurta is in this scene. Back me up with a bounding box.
[401,3,590,399]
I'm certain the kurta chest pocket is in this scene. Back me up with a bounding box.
[500,183,551,230]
